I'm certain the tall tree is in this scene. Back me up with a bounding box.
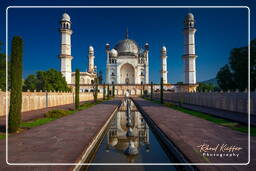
[8,36,23,133]
[0,53,6,91]
[251,39,256,90]
[23,69,70,92]
[75,69,80,109]
[229,47,248,90]
[216,64,236,91]
[107,84,110,99]
[93,77,98,103]
[197,83,216,92]
[0,41,10,91]
[23,74,37,91]
[103,82,106,100]
[112,83,115,97]
[150,81,153,100]
[216,39,256,91]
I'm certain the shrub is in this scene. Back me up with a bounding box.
[44,109,70,118]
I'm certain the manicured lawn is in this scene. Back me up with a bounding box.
[21,118,57,128]
[0,133,5,140]
[144,97,256,136]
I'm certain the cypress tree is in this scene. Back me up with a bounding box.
[160,77,163,104]
[141,82,143,96]
[94,77,98,103]
[75,69,80,109]
[103,82,106,100]
[150,81,153,100]
[142,84,145,97]
[107,84,110,99]
[112,83,115,97]
[8,36,23,133]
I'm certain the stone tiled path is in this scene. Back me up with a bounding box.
[0,101,89,128]
[0,98,121,170]
[133,97,256,171]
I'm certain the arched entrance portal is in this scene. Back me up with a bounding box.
[120,63,135,84]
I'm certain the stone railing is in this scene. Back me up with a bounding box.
[152,91,256,115]
[0,90,103,116]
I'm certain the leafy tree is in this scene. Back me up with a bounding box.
[75,69,80,109]
[23,74,37,91]
[197,83,216,92]
[23,69,70,92]
[0,53,6,91]
[8,36,23,133]
[0,41,10,91]
[229,47,248,90]
[216,64,236,91]
[216,39,256,91]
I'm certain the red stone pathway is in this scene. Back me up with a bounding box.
[0,98,121,170]
[133,97,256,171]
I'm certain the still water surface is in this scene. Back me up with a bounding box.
[87,99,177,171]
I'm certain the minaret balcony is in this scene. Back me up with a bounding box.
[58,54,73,59]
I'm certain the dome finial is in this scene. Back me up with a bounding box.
[125,28,129,39]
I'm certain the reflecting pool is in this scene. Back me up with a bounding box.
[86,98,177,171]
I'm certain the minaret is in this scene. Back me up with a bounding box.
[160,46,168,84]
[105,43,110,84]
[183,13,197,84]
[59,13,73,84]
[88,46,95,73]
[144,43,149,84]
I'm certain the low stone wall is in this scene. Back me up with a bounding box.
[0,91,103,116]
[153,92,256,115]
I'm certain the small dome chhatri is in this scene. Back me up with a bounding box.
[62,13,71,21]
[162,46,167,52]
[110,49,118,57]
[184,12,195,28]
[89,46,94,52]
[185,13,194,21]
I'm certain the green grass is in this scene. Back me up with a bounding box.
[21,118,57,128]
[21,100,105,128]
[144,97,256,136]
[0,133,6,140]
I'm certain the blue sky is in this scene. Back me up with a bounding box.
[0,0,255,84]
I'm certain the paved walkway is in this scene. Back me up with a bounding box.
[0,98,121,170]
[153,97,256,126]
[133,97,256,171]
[0,101,88,128]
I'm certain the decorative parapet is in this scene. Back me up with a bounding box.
[0,91,103,116]
[152,91,255,115]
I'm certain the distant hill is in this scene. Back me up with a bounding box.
[200,78,218,86]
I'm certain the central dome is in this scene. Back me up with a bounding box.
[114,38,139,55]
